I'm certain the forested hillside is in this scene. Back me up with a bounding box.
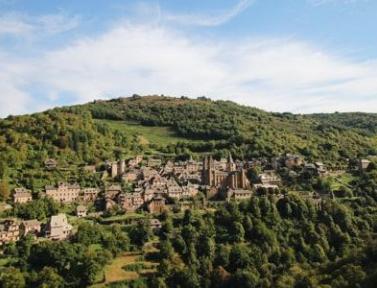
[75,95,377,163]
[1,95,377,189]
[0,96,377,287]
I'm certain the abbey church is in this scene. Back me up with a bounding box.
[202,154,250,190]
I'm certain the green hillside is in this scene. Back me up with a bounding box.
[75,95,377,164]
[1,95,377,189]
[1,95,377,288]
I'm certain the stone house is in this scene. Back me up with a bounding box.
[45,214,72,241]
[76,205,87,217]
[259,170,281,186]
[284,154,303,169]
[184,183,199,198]
[82,187,100,202]
[148,158,162,168]
[106,185,122,199]
[359,159,371,171]
[122,169,140,183]
[147,196,166,213]
[163,161,174,174]
[118,193,144,212]
[315,162,327,176]
[186,159,199,173]
[0,219,20,245]
[173,165,185,174]
[226,189,253,202]
[141,167,159,180]
[44,158,58,170]
[45,182,80,203]
[254,184,280,195]
[144,188,156,202]
[13,188,32,204]
[20,219,41,237]
[167,184,184,199]
[149,219,162,230]
[127,155,143,168]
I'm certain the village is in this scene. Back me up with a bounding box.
[0,153,372,246]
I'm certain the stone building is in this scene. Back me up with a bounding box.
[20,219,41,237]
[128,155,143,168]
[359,159,371,171]
[148,158,162,168]
[76,205,87,217]
[106,185,122,199]
[284,154,304,169]
[202,154,250,190]
[149,218,162,230]
[0,219,20,245]
[259,170,281,186]
[45,182,80,203]
[147,196,166,213]
[122,169,140,183]
[45,214,72,240]
[13,188,32,204]
[118,193,144,212]
[226,189,254,202]
[44,158,58,170]
[82,187,100,202]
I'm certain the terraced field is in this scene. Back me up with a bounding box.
[91,242,159,287]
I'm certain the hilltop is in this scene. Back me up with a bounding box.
[75,95,377,162]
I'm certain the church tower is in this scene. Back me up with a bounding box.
[227,152,236,172]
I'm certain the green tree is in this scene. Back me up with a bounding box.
[0,179,10,201]
[0,267,25,288]
[36,267,64,288]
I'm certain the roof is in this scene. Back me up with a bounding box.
[22,219,41,227]
[14,191,32,198]
[50,214,68,226]
[14,187,31,193]
[76,205,87,212]
[149,219,161,225]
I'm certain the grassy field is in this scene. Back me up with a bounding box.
[328,172,355,190]
[91,242,159,287]
[99,213,146,224]
[95,119,197,147]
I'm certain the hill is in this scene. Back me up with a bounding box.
[1,95,377,189]
[75,95,377,162]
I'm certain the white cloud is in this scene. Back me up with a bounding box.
[162,0,255,27]
[0,12,80,37]
[1,21,377,117]
[308,0,369,6]
[0,14,33,36]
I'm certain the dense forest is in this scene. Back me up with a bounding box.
[0,95,377,287]
[78,95,377,163]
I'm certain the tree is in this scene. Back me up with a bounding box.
[129,221,152,248]
[0,179,10,201]
[35,267,64,288]
[231,222,245,243]
[160,240,174,260]
[0,267,26,288]
[231,270,259,288]
[229,244,251,271]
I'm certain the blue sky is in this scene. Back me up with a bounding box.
[1,0,377,116]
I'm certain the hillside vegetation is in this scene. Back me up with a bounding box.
[0,96,377,287]
[75,95,377,163]
[1,95,377,190]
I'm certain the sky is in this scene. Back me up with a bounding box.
[1,0,377,117]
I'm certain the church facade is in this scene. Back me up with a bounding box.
[202,155,250,190]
